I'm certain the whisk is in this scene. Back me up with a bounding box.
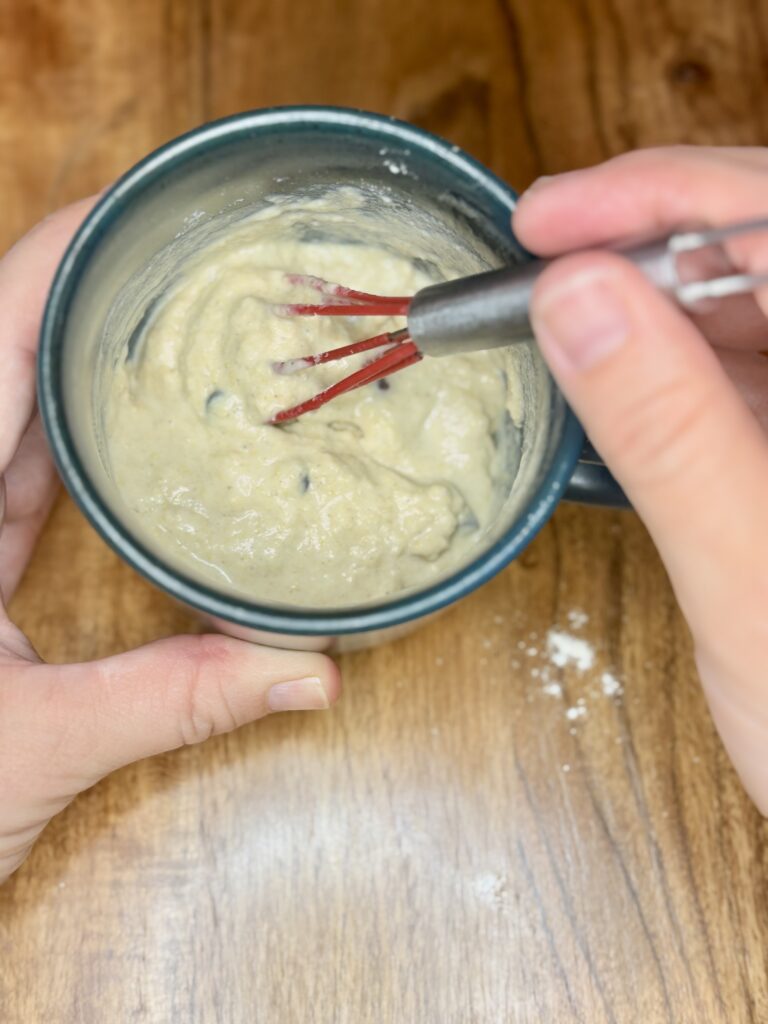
[269,218,768,424]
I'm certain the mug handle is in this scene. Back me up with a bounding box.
[564,439,630,507]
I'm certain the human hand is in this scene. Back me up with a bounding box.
[0,200,340,883]
[514,146,768,813]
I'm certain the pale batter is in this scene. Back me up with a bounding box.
[105,196,521,607]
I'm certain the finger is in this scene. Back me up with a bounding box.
[0,416,59,602]
[716,349,768,431]
[684,293,768,352]
[530,251,768,810]
[513,146,768,255]
[514,148,768,353]
[530,251,768,634]
[3,634,341,798]
[0,196,98,471]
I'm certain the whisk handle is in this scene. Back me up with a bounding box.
[407,240,675,356]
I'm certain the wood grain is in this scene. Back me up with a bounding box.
[1,1,768,1021]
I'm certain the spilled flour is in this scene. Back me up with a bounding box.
[600,672,623,698]
[547,630,595,671]
[511,609,626,724]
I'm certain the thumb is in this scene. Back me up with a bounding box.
[529,252,768,809]
[12,633,340,791]
[529,251,768,620]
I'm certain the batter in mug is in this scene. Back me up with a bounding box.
[105,195,522,607]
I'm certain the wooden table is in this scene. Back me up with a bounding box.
[1,2,767,1021]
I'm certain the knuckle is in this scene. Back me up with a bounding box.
[195,632,240,666]
[173,635,241,747]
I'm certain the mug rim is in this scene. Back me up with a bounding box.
[38,104,584,635]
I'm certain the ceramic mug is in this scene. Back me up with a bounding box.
[38,106,625,651]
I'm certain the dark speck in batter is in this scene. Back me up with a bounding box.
[206,389,225,412]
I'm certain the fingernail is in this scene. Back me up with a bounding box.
[532,269,631,372]
[267,676,330,712]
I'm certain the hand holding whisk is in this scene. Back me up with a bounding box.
[270,217,768,424]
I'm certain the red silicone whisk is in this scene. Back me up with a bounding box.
[269,274,420,424]
[269,218,768,424]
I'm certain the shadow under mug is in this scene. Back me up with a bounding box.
[38,106,626,651]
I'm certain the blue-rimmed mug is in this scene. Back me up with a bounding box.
[38,106,624,651]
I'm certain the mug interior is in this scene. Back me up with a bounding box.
[39,108,582,634]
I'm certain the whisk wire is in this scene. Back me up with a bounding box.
[269,331,421,424]
[280,274,410,317]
